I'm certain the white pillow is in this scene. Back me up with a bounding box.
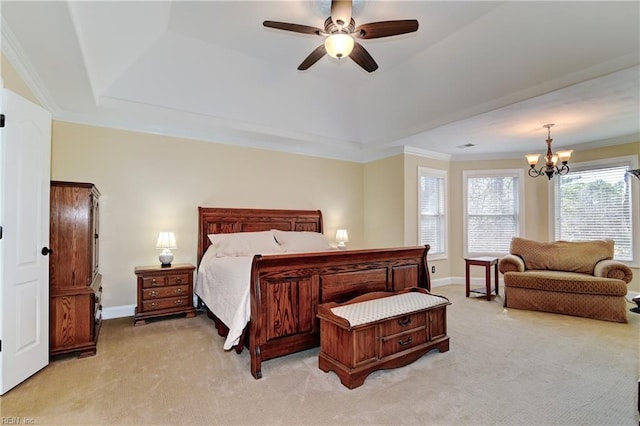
[207,231,282,257]
[272,230,334,252]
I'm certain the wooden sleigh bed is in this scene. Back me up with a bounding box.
[196,207,431,379]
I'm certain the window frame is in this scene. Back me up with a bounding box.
[549,155,639,266]
[417,167,448,260]
[463,168,525,258]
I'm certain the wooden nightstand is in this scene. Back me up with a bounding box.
[134,263,196,326]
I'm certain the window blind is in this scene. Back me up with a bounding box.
[467,176,518,253]
[554,165,633,261]
[419,173,445,255]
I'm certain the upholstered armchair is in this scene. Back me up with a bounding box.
[499,237,633,322]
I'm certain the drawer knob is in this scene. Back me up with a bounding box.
[151,302,158,308]
[398,316,412,327]
[151,278,158,286]
[176,288,183,294]
[175,299,184,305]
[176,277,182,283]
[398,336,413,346]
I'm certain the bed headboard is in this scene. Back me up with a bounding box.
[197,207,323,265]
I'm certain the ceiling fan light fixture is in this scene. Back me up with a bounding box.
[324,33,354,59]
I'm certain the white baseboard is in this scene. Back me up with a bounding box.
[430,277,457,287]
[432,276,504,288]
[102,304,136,320]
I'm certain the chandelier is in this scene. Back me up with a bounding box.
[525,124,573,180]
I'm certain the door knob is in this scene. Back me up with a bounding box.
[41,247,53,255]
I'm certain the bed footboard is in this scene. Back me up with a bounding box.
[249,245,430,379]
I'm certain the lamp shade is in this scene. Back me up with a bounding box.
[335,229,349,249]
[156,232,176,250]
[556,150,573,163]
[335,229,349,242]
[525,154,540,166]
[324,34,354,59]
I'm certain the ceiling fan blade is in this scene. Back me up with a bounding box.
[263,21,322,36]
[298,44,327,71]
[355,20,419,39]
[331,0,352,27]
[349,42,378,73]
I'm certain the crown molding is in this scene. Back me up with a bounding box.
[403,146,452,161]
[1,17,61,114]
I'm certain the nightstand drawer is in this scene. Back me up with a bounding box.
[142,285,189,300]
[142,276,167,288]
[167,273,190,286]
[143,296,191,312]
[141,273,191,288]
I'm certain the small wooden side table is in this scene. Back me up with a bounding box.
[465,257,499,301]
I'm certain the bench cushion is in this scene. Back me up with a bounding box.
[331,292,449,327]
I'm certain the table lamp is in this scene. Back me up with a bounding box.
[156,231,176,267]
[335,229,349,249]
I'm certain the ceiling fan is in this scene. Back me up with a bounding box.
[263,0,418,73]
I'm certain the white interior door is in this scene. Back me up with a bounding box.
[0,88,52,395]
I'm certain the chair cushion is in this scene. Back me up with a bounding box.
[504,270,627,296]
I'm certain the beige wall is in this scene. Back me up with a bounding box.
[363,155,404,248]
[50,122,365,307]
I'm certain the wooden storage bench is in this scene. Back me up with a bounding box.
[317,287,451,389]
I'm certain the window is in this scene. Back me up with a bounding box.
[418,167,447,258]
[552,156,637,263]
[464,170,524,257]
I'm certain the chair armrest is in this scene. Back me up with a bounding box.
[593,259,633,283]
[499,254,525,273]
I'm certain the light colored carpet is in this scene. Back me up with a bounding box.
[1,284,639,425]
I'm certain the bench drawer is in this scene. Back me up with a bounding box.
[380,312,426,336]
[380,326,427,358]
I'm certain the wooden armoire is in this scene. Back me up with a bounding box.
[49,181,102,357]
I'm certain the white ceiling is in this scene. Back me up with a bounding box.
[1,1,639,162]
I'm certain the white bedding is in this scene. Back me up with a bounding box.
[195,230,337,350]
[195,247,253,350]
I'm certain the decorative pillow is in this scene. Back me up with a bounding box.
[272,230,334,252]
[207,231,282,257]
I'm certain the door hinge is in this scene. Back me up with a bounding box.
[0,114,4,127]
[0,339,2,352]
[0,225,2,239]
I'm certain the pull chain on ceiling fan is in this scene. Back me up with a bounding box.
[263,0,419,72]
